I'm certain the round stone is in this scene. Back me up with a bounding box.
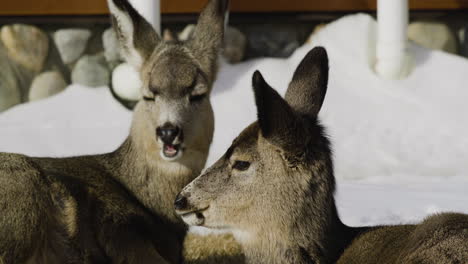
[408,22,457,54]
[71,54,110,87]
[1,24,49,73]
[54,29,92,65]
[28,71,67,102]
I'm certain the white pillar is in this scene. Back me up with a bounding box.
[375,0,412,79]
[128,0,161,34]
[114,0,160,102]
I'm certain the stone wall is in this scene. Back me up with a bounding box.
[0,14,467,112]
[0,22,252,111]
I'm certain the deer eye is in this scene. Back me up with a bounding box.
[189,93,206,103]
[232,161,250,171]
[143,90,159,101]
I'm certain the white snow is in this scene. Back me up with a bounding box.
[0,86,131,157]
[0,14,467,226]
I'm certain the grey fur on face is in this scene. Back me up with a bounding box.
[109,0,227,161]
[176,48,331,236]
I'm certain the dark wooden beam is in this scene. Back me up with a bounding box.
[1,0,468,16]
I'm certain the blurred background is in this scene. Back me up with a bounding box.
[1,0,468,226]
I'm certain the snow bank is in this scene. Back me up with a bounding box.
[0,86,131,157]
[1,13,468,225]
[337,180,468,226]
[2,13,468,182]
[1,14,468,181]
[213,14,468,181]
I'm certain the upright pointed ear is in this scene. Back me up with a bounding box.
[285,47,329,118]
[188,0,229,82]
[252,71,301,149]
[107,0,160,69]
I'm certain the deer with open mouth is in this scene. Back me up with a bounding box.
[0,0,241,263]
[176,47,468,264]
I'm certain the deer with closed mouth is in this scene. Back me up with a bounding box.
[0,0,237,263]
[175,47,468,264]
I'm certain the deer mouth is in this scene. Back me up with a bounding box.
[161,143,183,161]
[176,207,208,226]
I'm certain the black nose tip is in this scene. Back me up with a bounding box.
[174,194,188,210]
[156,123,180,144]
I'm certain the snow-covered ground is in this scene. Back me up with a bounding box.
[1,14,467,226]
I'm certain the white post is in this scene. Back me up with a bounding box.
[128,0,161,34]
[375,0,412,79]
[113,0,160,101]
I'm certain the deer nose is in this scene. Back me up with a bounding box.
[156,123,180,144]
[174,193,188,210]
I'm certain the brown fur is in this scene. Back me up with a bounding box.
[183,233,244,264]
[0,0,240,263]
[176,47,468,264]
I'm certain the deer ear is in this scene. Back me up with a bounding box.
[108,0,160,69]
[285,47,329,118]
[188,0,229,83]
[163,29,177,42]
[252,71,300,148]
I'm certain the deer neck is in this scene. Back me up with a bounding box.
[109,104,210,229]
[241,176,357,264]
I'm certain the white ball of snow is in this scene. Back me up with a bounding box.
[112,63,142,101]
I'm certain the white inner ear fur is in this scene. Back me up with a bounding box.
[107,0,144,68]
[192,83,208,96]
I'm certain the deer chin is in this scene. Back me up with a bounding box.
[180,212,205,226]
[176,207,208,226]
